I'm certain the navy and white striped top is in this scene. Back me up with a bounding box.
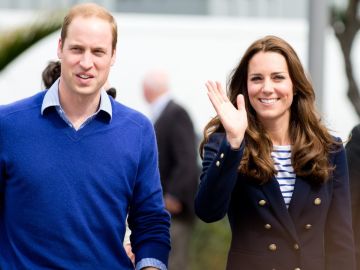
[271,145,296,208]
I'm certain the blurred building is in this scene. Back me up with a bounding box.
[0,0,348,18]
[0,0,357,144]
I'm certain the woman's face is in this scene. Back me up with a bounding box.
[247,51,294,127]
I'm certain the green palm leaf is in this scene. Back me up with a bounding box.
[0,12,63,72]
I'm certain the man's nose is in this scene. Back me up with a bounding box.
[79,52,93,69]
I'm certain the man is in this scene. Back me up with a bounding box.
[0,4,170,270]
[143,70,199,270]
[346,124,360,270]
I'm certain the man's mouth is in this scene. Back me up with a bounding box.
[78,74,92,79]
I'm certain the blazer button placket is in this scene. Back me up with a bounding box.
[268,243,277,251]
[313,197,321,205]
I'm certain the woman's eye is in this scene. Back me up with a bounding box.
[250,77,261,82]
[273,75,285,80]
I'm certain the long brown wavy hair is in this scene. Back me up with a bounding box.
[200,35,338,184]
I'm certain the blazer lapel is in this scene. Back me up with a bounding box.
[288,176,311,222]
[262,178,299,241]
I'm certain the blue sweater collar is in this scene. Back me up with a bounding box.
[41,78,112,120]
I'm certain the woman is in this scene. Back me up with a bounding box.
[195,35,355,270]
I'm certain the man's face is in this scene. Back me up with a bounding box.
[57,16,116,98]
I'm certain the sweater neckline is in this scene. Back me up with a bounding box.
[46,108,109,142]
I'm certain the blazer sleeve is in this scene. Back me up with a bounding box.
[194,133,244,223]
[325,143,356,269]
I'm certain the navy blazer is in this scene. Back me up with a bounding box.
[195,133,355,270]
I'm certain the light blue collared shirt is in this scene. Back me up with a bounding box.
[41,78,112,129]
[41,79,167,270]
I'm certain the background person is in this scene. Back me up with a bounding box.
[143,70,199,270]
[346,124,360,270]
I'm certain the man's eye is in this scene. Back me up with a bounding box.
[94,50,105,56]
[71,47,82,53]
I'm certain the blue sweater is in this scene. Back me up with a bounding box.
[0,91,170,269]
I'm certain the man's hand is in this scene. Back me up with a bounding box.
[164,194,182,214]
[124,243,135,265]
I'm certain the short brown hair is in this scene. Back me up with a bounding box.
[60,3,117,53]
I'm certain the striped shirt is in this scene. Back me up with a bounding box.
[271,145,296,208]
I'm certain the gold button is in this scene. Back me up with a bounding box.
[258,199,267,206]
[268,243,277,251]
[314,198,321,205]
[220,153,224,158]
[216,161,220,167]
[264,224,272,229]
[294,268,301,270]
[305,224,312,230]
[293,243,300,250]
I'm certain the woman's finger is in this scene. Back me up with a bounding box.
[236,94,245,110]
[206,81,223,109]
[206,84,221,113]
[215,81,229,103]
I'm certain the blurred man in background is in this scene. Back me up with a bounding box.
[143,70,199,270]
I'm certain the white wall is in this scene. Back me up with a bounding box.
[0,11,358,140]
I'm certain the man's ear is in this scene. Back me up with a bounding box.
[57,38,63,59]
[111,49,116,66]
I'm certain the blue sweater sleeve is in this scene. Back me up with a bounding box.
[128,118,171,267]
[195,133,244,223]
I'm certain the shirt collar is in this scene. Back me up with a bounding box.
[41,78,112,119]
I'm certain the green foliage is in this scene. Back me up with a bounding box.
[0,12,63,72]
[330,5,347,23]
[189,218,231,270]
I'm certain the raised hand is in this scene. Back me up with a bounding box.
[206,80,248,149]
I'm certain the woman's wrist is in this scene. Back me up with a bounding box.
[226,135,243,150]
